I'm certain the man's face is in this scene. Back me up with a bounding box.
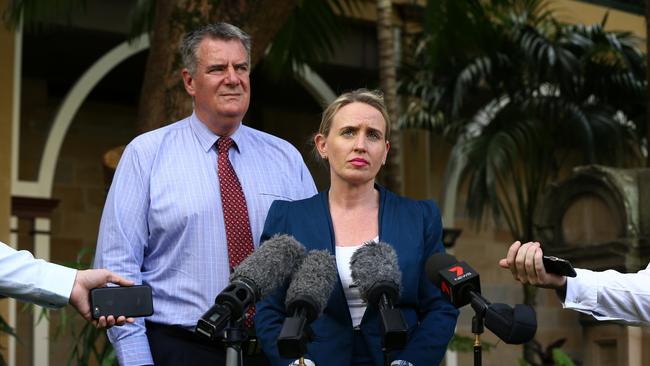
[182,38,250,135]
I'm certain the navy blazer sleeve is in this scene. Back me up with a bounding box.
[255,200,299,366]
[393,200,458,365]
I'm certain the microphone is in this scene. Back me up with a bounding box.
[426,253,536,344]
[426,252,481,309]
[196,234,306,340]
[350,241,408,351]
[277,250,337,359]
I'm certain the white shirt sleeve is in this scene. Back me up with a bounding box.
[0,241,77,308]
[563,263,650,325]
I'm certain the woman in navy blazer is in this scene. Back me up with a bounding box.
[255,89,458,366]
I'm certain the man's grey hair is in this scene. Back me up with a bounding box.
[180,22,252,76]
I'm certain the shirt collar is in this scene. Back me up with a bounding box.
[189,112,247,153]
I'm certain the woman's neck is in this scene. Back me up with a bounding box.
[328,180,378,210]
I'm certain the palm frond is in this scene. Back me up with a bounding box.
[127,0,155,40]
[262,0,352,78]
[3,0,87,30]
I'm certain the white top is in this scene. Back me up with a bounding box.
[335,237,379,328]
[0,241,77,308]
[563,263,650,325]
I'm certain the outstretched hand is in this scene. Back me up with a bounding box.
[69,269,136,329]
[498,241,566,289]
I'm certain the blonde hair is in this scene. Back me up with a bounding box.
[318,88,391,140]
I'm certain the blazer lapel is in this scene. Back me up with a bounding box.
[316,190,353,326]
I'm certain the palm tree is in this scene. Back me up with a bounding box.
[376,0,402,193]
[400,0,646,362]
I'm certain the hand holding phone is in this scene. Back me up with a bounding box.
[542,255,577,277]
[90,285,154,320]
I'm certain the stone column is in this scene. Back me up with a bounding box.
[0,0,16,362]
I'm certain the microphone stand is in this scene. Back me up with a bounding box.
[468,292,489,366]
[376,291,408,366]
[472,312,484,366]
[223,318,247,366]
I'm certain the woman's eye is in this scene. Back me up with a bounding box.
[341,129,354,136]
[368,131,381,140]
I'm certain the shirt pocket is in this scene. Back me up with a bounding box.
[259,191,293,201]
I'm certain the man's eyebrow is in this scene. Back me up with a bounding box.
[206,62,227,68]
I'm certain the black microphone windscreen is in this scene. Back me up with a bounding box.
[285,250,337,321]
[232,234,306,298]
[425,252,458,287]
[485,303,537,344]
[350,241,401,304]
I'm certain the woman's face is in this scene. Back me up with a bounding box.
[315,102,390,187]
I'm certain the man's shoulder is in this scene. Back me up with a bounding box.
[127,118,191,151]
[241,125,300,152]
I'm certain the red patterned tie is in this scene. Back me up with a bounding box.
[217,137,256,328]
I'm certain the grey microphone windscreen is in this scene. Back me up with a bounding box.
[285,249,337,319]
[232,234,306,298]
[350,241,402,304]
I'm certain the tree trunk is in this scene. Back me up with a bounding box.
[521,224,538,363]
[523,284,538,363]
[136,0,299,133]
[135,0,193,133]
[376,0,402,194]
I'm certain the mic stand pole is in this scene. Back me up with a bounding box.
[223,318,247,366]
[472,312,484,366]
[468,292,490,366]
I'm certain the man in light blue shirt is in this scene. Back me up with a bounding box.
[94,22,316,366]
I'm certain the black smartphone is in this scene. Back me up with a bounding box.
[90,285,154,320]
[542,255,577,277]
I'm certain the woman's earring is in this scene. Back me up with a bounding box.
[322,154,328,160]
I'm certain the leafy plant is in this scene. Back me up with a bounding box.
[400,0,645,361]
[519,338,580,366]
[0,309,17,366]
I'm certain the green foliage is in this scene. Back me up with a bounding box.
[0,310,16,339]
[2,0,87,30]
[400,0,646,240]
[400,3,645,360]
[518,338,578,366]
[126,0,155,39]
[262,0,359,78]
[551,348,576,366]
[0,307,16,366]
[3,0,153,37]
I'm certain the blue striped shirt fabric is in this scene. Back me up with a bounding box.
[94,113,317,365]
